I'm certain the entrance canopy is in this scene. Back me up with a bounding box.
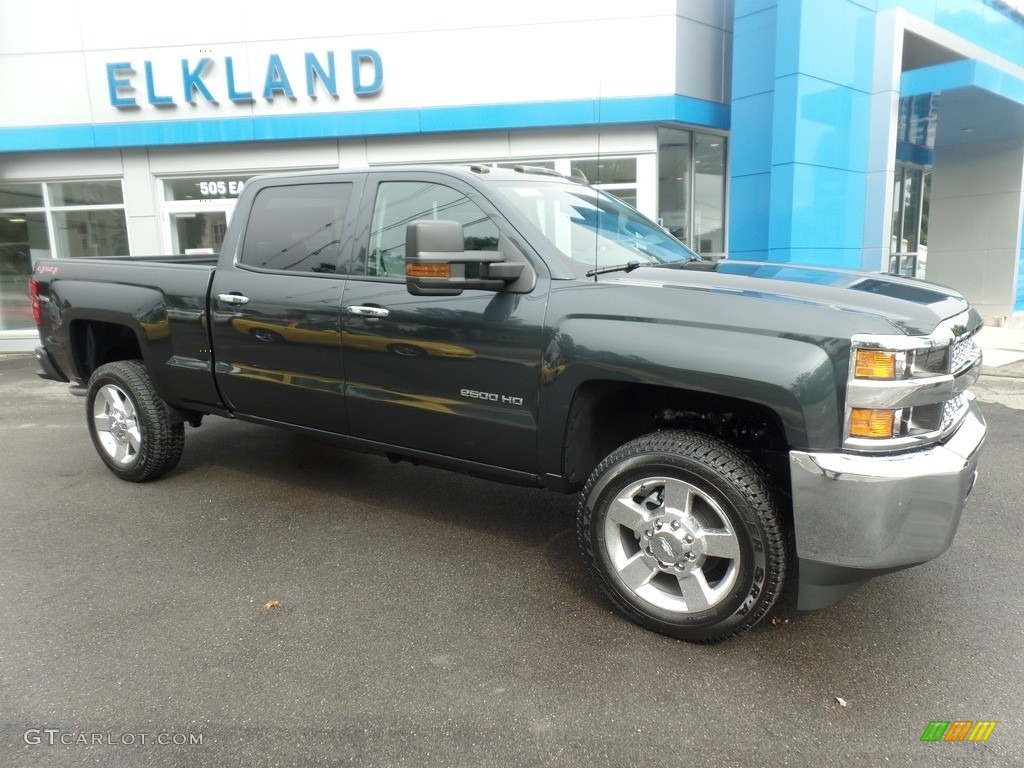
[901,59,1024,146]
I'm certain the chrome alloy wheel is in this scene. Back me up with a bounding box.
[602,476,741,614]
[92,383,142,466]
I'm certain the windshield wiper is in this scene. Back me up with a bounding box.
[586,261,642,278]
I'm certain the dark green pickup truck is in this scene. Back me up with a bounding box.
[31,165,986,642]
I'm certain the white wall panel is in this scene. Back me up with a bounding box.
[77,3,247,49]
[675,18,729,103]
[0,150,124,179]
[0,53,92,127]
[0,0,83,54]
[6,2,700,129]
[928,138,1024,319]
[509,126,655,158]
[676,0,733,30]
[365,133,510,165]
[238,0,681,39]
[146,141,339,173]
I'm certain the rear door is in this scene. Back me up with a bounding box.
[211,175,362,432]
[340,171,548,471]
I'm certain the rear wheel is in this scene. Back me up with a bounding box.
[577,430,787,642]
[86,360,184,482]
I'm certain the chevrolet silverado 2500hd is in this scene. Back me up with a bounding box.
[31,165,986,642]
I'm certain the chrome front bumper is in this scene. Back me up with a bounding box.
[790,396,986,609]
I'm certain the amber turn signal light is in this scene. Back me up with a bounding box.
[854,349,897,379]
[849,408,896,438]
[406,263,451,278]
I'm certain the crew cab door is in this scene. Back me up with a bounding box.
[210,176,362,432]
[340,173,547,471]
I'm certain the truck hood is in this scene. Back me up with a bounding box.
[610,260,979,337]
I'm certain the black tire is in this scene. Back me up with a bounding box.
[85,360,185,482]
[577,430,787,643]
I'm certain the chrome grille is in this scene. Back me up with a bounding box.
[941,392,968,433]
[950,335,981,374]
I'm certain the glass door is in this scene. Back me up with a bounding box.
[162,175,252,255]
[889,165,930,278]
[169,209,231,255]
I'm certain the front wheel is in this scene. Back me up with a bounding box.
[86,360,184,482]
[577,430,787,643]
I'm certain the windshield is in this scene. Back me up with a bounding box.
[493,181,699,274]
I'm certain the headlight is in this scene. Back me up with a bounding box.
[853,349,900,380]
[849,407,899,439]
[845,313,982,451]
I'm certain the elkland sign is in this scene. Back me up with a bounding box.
[105,49,384,109]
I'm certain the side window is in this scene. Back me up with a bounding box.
[240,183,351,273]
[366,181,499,278]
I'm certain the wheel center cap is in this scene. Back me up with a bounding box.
[651,532,689,563]
[641,517,702,571]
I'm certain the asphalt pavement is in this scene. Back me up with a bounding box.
[0,351,1022,767]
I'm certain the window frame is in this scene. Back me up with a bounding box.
[234,179,360,277]
[351,174,505,283]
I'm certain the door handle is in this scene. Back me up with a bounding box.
[346,305,389,318]
[217,293,250,306]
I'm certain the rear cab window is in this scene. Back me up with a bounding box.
[240,183,353,274]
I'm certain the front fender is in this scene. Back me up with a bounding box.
[537,315,844,478]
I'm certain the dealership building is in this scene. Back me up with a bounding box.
[1,0,1023,351]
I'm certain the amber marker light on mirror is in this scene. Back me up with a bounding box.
[854,348,897,379]
[406,263,451,278]
[849,408,896,438]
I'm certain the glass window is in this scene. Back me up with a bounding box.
[889,165,930,278]
[658,128,692,243]
[50,180,124,206]
[495,161,556,171]
[52,210,129,257]
[0,182,44,209]
[495,180,698,275]
[572,158,636,186]
[240,183,351,273]
[0,212,51,331]
[693,133,726,254]
[365,182,499,278]
[0,179,128,332]
[164,176,252,201]
[171,212,228,255]
[658,128,727,256]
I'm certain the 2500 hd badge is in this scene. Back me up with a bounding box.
[461,388,525,406]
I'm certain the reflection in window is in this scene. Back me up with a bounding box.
[53,210,129,257]
[496,181,697,273]
[0,183,45,209]
[171,212,228,255]
[240,183,351,273]
[50,180,124,207]
[0,210,50,331]
[1,180,130,331]
[366,182,498,278]
[658,128,727,257]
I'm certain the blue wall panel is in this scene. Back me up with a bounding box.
[879,0,1024,67]
[730,0,878,265]
[0,95,730,153]
[1017,207,1024,311]
[730,93,776,177]
[729,173,773,257]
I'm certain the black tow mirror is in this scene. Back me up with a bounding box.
[405,219,524,296]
